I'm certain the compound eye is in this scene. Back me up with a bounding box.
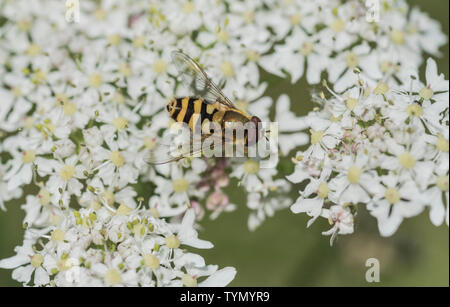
[251,116,261,126]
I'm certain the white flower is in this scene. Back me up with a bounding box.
[290,168,333,227]
[368,175,424,237]
[247,192,291,231]
[424,161,449,227]
[304,117,343,160]
[198,266,236,287]
[95,141,139,188]
[329,155,381,205]
[259,28,329,84]
[381,137,434,188]
[52,139,76,159]
[3,149,35,192]
[387,61,449,135]
[230,159,277,194]
[169,209,214,249]
[0,238,50,286]
[0,78,32,132]
[39,155,86,201]
[82,126,104,148]
[162,0,205,35]
[321,205,354,246]
[327,43,374,92]
[154,163,205,215]
[412,58,449,105]
[407,8,448,56]
[286,151,323,184]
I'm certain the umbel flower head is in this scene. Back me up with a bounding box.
[287,58,449,245]
[0,208,236,286]
[0,0,308,286]
[0,0,447,286]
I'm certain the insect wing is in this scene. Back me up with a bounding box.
[171,51,236,109]
[145,129,231,165]
[146,144,202,165]
[145,124,208,165]
[145,138,201,165]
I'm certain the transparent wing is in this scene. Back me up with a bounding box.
[145,138,202,165]
[145,145,203,165]
[145,129,233,165]
[145,129,215,165]
[171,50,236,109]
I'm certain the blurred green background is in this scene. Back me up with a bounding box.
[0,0,448,286]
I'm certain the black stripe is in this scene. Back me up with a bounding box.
[171,98,182,120]
[200,98,218,122]
[210,108,218,120]
[183,97,196,124]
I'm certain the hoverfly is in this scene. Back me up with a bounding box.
[148,51,265,165]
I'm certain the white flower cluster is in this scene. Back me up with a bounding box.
[260,0,447,91]
[0,208,235,286]
[0,0,292,286]
[288,58,449,244]
[0,0,447,285]
[0,0,309,234]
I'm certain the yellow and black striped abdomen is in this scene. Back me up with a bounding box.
[166,97,222,131]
